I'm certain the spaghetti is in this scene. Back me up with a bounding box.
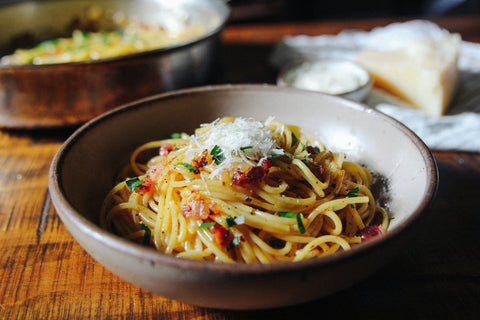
[100,117,389,263]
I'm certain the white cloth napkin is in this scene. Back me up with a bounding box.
[270,20,480,152]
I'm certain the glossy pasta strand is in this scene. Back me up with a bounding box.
[100,117,389,263]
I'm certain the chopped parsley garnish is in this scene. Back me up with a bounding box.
[269,154,285,160]
[100,31,109,44]
[301,158,310,167]
[278,211,306,234]
[210,145,225,165]
[240,146,253,152]
[139,222,151,246]
[346,186,360,198]
[199,221,217,229]
[226,215,245,228]
[170,132,182,139]
[291,132,298,147]
[126,177,143,192]
[296,213,306,234]
[36,39,59,51]
[177,162,199,173]
[229,235,242,250]
[279,211,296,218]
[279,212,305,234]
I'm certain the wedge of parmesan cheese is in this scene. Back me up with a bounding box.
[355,33,461,117]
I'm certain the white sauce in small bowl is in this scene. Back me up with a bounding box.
[277,60,372,101]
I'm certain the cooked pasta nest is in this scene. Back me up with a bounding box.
[101,117,389,263]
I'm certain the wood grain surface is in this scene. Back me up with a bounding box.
[1,16,480,319]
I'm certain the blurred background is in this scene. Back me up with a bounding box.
[0,0,478,22]
[227,0,480,23]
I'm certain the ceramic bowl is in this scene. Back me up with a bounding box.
[48,84,438,309]
[277,59,373,102]
[0,0,229,128]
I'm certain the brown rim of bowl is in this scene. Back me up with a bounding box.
[0,1,230,70]
[48,84,438,274]
[277,59,373,97]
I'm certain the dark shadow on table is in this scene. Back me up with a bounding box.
[221,43,278,84]
[199,152,480,320]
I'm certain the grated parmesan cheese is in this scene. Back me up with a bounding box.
[191,117,284,178]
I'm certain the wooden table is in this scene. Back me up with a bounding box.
[1,16,480,319]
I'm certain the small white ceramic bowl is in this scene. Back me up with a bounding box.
[49,84,437,310]
[277,59,373,102]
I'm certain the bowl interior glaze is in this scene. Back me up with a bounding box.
[49,84,438,309]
